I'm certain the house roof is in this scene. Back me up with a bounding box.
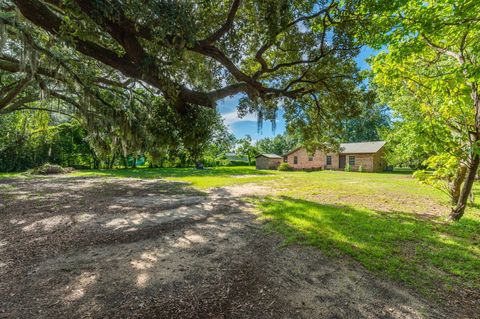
[283,141,386,156]
[282,146,302,157]
[339,141,386,154]
[255,153,282,159]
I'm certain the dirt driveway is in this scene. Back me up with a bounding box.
[0,176,447,318]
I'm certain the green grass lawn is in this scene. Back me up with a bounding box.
[1,166,479,299]
[70,166,480,297]
[69,166,280,189]
[249,170,480,300]
[0,166,279,189]
[0,172,28,179]
[0,166,278,188]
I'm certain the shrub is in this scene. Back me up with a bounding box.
[278,162,293,171]
[30,163,74,175]
[344,164,352,172]
[227,160,251,166]
[358,165,363,172]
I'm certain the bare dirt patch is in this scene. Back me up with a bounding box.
[0,176,451,318]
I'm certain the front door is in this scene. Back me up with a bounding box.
[339,155,346,169]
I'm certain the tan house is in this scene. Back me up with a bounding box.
[283,141,387,172]
[255,153,283,170]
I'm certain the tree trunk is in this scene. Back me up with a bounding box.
[109,153,116,169]
[449,164,467,205]
[122,156,128,169]
[451,83,480,221]
[132,156,137,169]
[450,153,480,221]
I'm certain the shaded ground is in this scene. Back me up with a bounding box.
[0,176,450,318]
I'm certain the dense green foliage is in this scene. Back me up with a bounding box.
[235,135,258,165]
[0,111,93,171]
[366,0,480,219]
[256,132,300,156]
[277,162,293,171]
[0,104,235,171]
[342,104,390,143]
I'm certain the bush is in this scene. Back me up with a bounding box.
[227,160,251,166]
[358,165,363,172]
[30,163,74,175]
[278,162,293,171]
[344,164,352,172]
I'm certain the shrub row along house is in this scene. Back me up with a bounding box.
[256,141,387,172]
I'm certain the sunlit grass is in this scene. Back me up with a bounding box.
[250,171,480,299]
[166,175,278,189]
[0,172,28,179]
[70,166,279,189]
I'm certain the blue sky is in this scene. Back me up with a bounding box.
[217,47,377,140]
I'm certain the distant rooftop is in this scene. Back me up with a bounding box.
[256,153,282,159]
[339,141,386,154]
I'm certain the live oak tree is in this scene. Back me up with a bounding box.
[0,2,233,167]
[0,5,153,156]
[2,0,367,126]
[364,0,480,220]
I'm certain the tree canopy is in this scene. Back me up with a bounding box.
[0,0,376,172]
[1,0,368,124]
[366,0,480,220]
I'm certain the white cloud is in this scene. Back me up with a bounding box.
[222,111,258,125]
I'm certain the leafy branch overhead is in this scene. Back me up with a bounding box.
[2,0,364,116]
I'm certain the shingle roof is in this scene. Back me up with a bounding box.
[339,141,386,154]
[283,141,386,156]
[255,153,282,159]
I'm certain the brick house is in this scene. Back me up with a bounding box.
[255,153,282,170]
[283,141,387,172]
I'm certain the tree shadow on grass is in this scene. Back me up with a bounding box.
[1,178,449,319]
[256,196,480,297]
[74,166,270,179]
[3,176,475,318]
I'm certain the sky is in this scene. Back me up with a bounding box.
[217,47,377,140]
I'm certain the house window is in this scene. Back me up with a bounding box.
[348,155,355,166]
[308,155,313,161]
[294,156,298,164]
[283,156,288,163]
[326,155,332,165]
